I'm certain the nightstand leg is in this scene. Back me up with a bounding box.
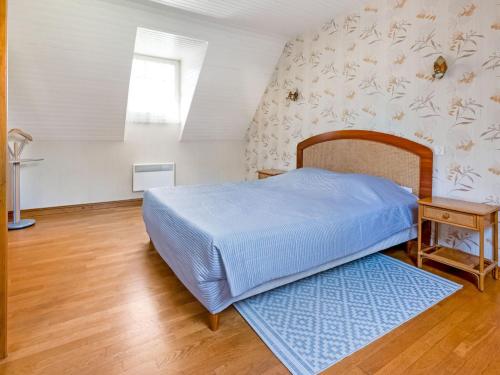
[417,206,423,268]
[493,212,499,280]
[478,217,485,292]
[478,275,485,292]
[434,221,439,247]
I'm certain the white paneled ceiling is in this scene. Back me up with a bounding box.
[9,0,366,142]
[133,27,207,61]
[8,0,284,141]
[148,0,367,37]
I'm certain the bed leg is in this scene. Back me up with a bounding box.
[406,240,413,255]
[208,313,219,331]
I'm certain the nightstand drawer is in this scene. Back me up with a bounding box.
[423,206,476,228]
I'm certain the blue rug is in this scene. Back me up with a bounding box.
[234,253,462,375]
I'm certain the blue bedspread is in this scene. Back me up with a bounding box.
[143,168,417,312]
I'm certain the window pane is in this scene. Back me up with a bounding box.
[126,56,180,124]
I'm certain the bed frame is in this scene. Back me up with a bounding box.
[210,130,433,331]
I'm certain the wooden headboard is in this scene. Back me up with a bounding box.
[297,130,433,198]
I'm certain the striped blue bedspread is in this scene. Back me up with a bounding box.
[143,168,417,312]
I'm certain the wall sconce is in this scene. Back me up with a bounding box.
[287,90,299,102]
[432,56,448,79]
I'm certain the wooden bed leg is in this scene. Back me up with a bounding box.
[208,313,219,331]
[406,240,413,255]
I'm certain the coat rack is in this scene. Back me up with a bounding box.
[8,129,43,230]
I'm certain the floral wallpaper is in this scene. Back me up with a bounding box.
[245,0,499,257]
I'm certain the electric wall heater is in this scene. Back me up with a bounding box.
[132,163,175,192]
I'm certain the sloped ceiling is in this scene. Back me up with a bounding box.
[149,0,367,37]
[8,0,284,141]
[8,0,365,142]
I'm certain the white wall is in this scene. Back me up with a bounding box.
[17,124,244,209]
[7,0,285,209]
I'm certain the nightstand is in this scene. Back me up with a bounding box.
[417,197,499,291]
[257,169,286,179]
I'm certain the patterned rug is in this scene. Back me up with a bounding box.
[234,253,462,375]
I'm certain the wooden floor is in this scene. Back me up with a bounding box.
[0,206,499,374]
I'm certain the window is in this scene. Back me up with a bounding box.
[126,54,180,124]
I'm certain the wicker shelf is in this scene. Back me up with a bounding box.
[421,245,496,276]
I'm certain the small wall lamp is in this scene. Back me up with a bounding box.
[287,90,299,102]
[432,56,448,79]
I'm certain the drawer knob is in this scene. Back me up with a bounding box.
[442,212,450,220]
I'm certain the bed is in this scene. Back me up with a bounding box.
[143,130,433,330]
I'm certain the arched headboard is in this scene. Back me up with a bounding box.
[297,130,433,198]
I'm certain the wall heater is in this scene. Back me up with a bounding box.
[132,163,175,192]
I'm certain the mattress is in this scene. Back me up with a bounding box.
[143,168,418,313]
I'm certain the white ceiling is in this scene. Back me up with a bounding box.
[133,27,208,61]
[148,0,367,37]
[9,0,284,141]
[9,0,365,142]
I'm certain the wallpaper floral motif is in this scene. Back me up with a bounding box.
[245,0,499,257]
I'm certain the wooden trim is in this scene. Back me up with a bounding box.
[493,211,499,280]
[257,169,285,177]
[417,205,423,268]
[0,0,7,359]
[10,198,143,219]
[296,130,434,198]
[257,169,286,180]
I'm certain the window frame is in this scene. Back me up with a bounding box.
[127,53,181,125]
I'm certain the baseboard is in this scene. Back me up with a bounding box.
[8,198,143,220]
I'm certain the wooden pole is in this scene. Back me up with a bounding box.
[0,0,7,359]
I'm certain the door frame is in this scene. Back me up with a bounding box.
[0,0,7,359]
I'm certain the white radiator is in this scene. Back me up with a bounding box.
[132,163,175,192]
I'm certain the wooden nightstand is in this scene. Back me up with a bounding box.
[257,169,286,179]
[417,197,499,291]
